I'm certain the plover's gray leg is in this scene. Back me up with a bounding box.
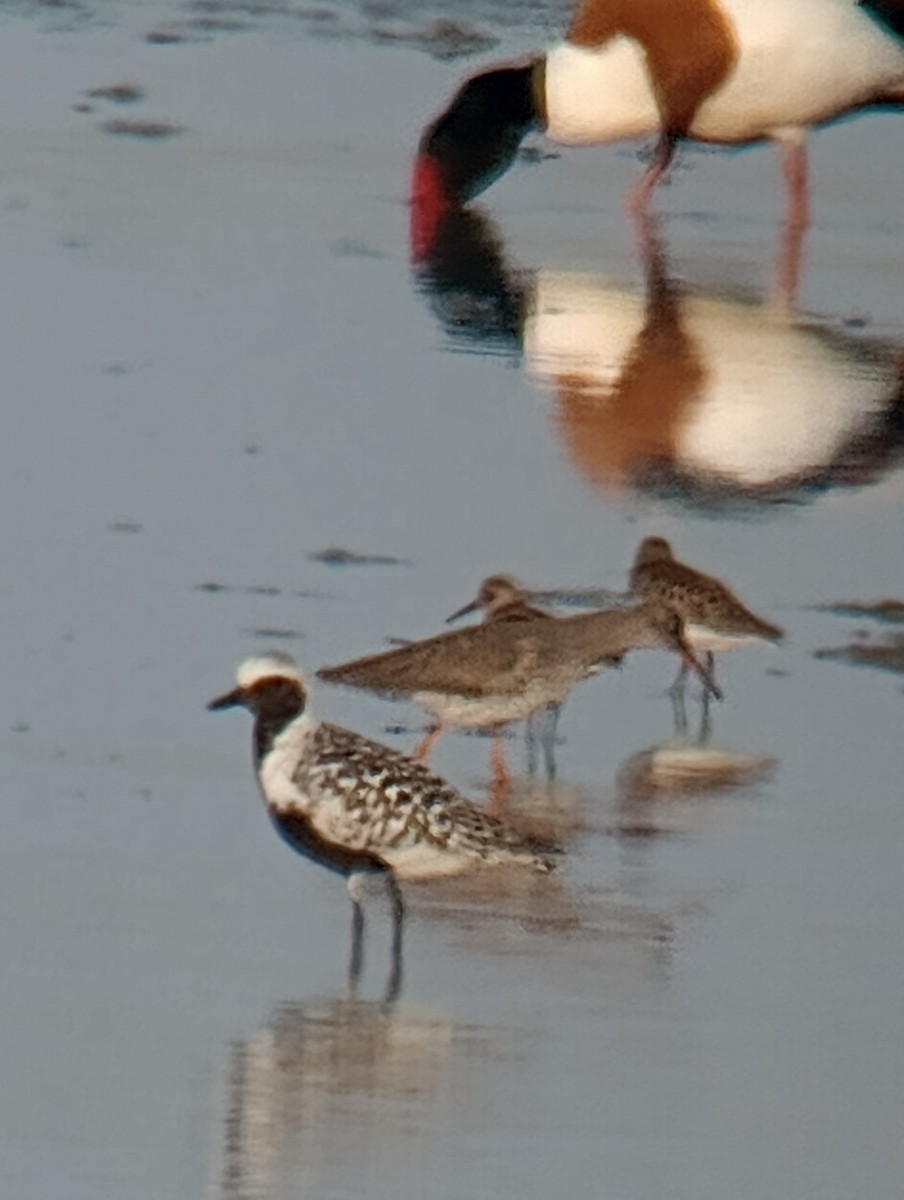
[385,873,405,1004]
[347,873,368,990]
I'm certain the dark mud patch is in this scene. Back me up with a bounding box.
[813,598,904,625]
[101,361,150,376]
[86,82,145,103]
[145,7,250,43]
[309,546,414,567]
[517,144,561,166]
[330,238,389,259]
[195,582,336,598]
[297,6,340,23]
[244,627,306,640]
[100,119,183,140]
[145,27,190,43]
[187,14,252,32]
[814,632,904,676]
[368,18,499,60]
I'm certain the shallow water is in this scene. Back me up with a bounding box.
[1,3,903,1198]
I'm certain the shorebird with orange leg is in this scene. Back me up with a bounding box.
[208,653,556,1000]
[443,574,626,791]
[629,536,783,727]
[318,599,721,807]
[412,0,904,298]
[443,574,559,795]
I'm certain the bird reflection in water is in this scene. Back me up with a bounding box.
[411,205,904,514]
[215,870,682,1199]
[613,697,777,846]
[218,993,459,1200]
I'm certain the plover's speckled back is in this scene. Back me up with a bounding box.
[629,536,783,698]
[208,652,555,995]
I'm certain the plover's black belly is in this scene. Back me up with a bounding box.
[269,806,385,877]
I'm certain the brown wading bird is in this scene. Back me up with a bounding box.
[629,536,784,710]
[208,653,556,1000]
[317,599,721,795]
[410,0,904,298]
[446,574,555,785]
[444,573,624,784]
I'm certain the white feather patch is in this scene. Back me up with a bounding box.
[237,652,307,690]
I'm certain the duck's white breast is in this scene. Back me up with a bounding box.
[692,0,904,141]
[545,0,904,146]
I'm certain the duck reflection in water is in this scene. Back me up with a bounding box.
[411,205,904,514]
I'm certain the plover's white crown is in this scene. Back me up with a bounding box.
[237,652,307,690]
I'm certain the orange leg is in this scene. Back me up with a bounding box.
[487,730,512,816]
[413,724,444,763]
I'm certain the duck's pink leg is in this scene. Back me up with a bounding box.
[626,133,677,217]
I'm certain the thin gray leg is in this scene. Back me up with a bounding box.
[384,873,406,1004]
[347,874,367,990]
[541,702,560,781]
[668,656,689,699]
[699,653,716,742]
[525,712,539,778]
[671,686,688,736]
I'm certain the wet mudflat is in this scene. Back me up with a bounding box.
[1,2,902,1198]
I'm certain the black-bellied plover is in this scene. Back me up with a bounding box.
[208,652,555,997]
